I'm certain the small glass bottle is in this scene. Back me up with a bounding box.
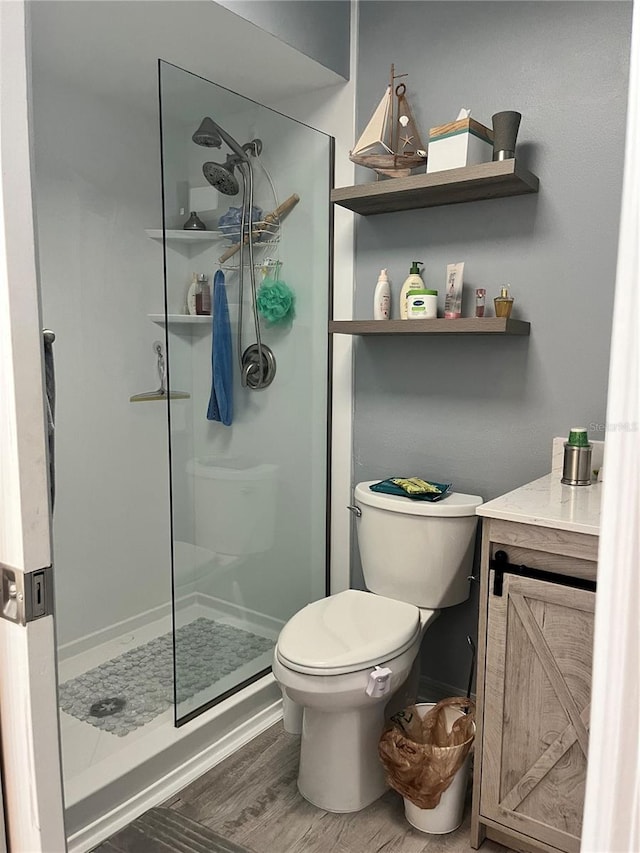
[475,288,486,318]
[195,274,211,315]
[494,285,514,318]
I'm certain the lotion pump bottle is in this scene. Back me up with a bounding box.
[399,261,424,319]
[373,268,391,319]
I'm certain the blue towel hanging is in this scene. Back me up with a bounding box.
[207,270,233,426]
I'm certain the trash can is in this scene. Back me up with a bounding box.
[378,698,475,835]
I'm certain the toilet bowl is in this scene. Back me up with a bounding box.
[273,589,438,812]
[273,482,483,813]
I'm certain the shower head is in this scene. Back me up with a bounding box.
[193,116,262,165]
[202,154,241,195]
[192,117,223,148]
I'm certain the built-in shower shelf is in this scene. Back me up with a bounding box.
[145,229,225,242]
[148,314,211,330]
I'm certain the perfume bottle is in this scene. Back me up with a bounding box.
[475,288,486,318]
[494,286,514,318]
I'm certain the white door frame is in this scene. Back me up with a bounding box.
[0,1,66,850]
[0,765,8,853]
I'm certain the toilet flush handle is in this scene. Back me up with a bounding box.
[347,505,362,518]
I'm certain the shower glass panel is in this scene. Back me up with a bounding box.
[158,62,331,724]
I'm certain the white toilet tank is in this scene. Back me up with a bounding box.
[187,456,278,556]
[353,481,483,608]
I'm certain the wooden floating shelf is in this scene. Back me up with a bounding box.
[331,160,539,215]
[329,318,531,336]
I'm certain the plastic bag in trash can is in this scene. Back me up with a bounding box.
[378,697,476,810]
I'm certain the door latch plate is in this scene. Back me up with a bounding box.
[1,563,53,625]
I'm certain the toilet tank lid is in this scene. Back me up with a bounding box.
[277,589,420,674]
[355,482,483,517]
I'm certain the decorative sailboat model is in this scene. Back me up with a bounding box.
[350,65,427,178]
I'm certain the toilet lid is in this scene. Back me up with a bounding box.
[276,589,420,676]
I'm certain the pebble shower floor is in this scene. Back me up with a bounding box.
[58,617,274,737]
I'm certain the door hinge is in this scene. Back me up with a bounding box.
[1,563,53,625]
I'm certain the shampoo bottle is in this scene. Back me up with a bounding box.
[373,268,391,319]
[399,261,424,319]
[186,273,198,315]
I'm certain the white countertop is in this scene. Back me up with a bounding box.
[477,473,602,536]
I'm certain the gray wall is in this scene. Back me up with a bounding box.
[216,0,350,79]
[353,1,632,692]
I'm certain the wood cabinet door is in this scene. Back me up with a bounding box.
[480,571,595,853]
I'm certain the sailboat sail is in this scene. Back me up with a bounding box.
[349,67,427,178]
[351,88,393,156]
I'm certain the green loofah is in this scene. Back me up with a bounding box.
[256,273,295,324]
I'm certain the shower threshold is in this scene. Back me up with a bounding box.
[59,595,283,852]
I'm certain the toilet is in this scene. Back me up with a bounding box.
[272,480,483,813]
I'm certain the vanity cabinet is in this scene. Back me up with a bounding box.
[471,518,598,853]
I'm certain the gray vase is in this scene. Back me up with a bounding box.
[183,211,206,231]
[491,111,522,161]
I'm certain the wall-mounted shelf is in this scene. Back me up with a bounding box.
[331,160,539,215]
[148,314,211,330]
[329,318,530,336]
[145,229,224,242]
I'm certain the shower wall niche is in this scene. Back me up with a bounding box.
[158,62,332,722]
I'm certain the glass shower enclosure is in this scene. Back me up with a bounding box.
[32,34,331,828]
[158,62,331,723]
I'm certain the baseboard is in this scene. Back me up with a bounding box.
[418,675,474,703]
[67,686,283,853]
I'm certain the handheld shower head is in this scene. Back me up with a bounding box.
[202,154,241,195]
[192,117,222,148]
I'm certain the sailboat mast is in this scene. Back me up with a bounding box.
[389,63,396,158]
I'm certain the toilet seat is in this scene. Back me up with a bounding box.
[276,589,421,676]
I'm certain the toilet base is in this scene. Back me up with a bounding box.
[297,704,388,813]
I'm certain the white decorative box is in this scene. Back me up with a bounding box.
[426,118,493,174]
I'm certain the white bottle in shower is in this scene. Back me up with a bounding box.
[186,273,198,315]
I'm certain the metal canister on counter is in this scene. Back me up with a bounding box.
[561,428,592,486]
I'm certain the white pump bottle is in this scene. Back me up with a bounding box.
[373,268,391,320]
[399,261,425,319]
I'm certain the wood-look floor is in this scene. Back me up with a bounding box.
[97,722,512,853]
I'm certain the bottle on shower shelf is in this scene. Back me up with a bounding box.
[195,273,211,315]
[186,273,198,315]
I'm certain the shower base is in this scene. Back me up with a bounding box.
[59,617,273,738]
[59,594,283,852]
